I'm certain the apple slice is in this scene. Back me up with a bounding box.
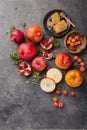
[46,68,63,83]
[40,77,56,93]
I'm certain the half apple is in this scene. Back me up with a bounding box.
[46,68,63,83]
[40,77,56,93]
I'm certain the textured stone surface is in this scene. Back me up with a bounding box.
[0,0,87,129]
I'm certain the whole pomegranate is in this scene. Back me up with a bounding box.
[18,42,37,60]
[10,29,24,43]
[25,24,43,43]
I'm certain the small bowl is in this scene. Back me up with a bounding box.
[64,31,87,54]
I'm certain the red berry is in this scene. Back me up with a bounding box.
[52,97,58,102]
[80,62,85,66]
[70,91,75,96]
[54,102,59,107]
[77,58,82,63]
[80,66,86,72]
[62,90,68,95]
[55,89,61,95]
[58,102,64,108]
[73,56,79,60]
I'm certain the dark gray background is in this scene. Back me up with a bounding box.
[0,0,87,129]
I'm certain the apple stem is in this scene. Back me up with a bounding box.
[20,50,24,55]
[36,60,40,65]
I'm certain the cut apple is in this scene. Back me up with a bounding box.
[18,61,32,76]
[40,77,56,93]
[46,68,63,83]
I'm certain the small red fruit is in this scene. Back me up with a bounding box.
[77,58,82,63]
[80,66,85,72]
[54,102,59,107]
[58,102,64,108]
[52,97,58,102]
[18,42,37,60]
[73,56,79,60]
[70,91,75,96]
[62,90,68,95]
[55,89,61,95]
[10,29,24,43]
[80,62,85,66]
[18,62,32,76]
[32,56,47,72]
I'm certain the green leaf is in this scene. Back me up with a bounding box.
[20,22,26,28]
[32,71,40,84]
[9,52,22,65]
[54,40,60,47]
[9,25,15,33]
[6,32,9,35]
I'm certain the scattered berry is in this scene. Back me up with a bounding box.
[55,89,61,95]
[68,36,72,41]
[74,35,79,41]
[80,62,85,66]
[77,58,82,63]
[54,102,59,107]
[52,97,58,102]
[80,66,86,72]
[74,56,79,60]
[62,90,68,95]
[72,38,75,43]
[70,91,75,97]
[58,102,64,108]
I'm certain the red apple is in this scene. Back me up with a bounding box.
[18,42,37,60]
[31,56,47,72]
[55,52,72,69]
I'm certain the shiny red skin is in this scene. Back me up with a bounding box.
[31,56,47,72]
[10,29,24,43]
[55,52,72,69]
[25,25,43,43]
[18,42,37,60]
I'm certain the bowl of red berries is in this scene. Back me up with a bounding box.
[64,31,87,54]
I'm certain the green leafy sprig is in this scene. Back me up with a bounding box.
[20,22,26,28]
[32,71,41,84]
[54,39,60,48]
[9,53,22,65]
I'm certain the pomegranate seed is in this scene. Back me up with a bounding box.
[70,91,75,96]
[55,89,61,95]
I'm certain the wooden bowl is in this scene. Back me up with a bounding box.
[64,31,87,54]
